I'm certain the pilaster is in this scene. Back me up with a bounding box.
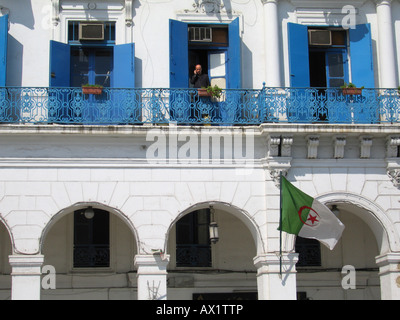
[9,255,44,300]
[254,252,298,300]
[134,254,170,300]
[376,252,400,300]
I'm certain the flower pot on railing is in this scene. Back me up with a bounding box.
[342,88,363,95]
[198,85,223,99]
[198,88,212,97]
[82,85,103,95]
[341,83,364,95]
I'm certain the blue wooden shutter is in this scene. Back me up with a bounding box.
[349,24,375,88]
[49,40,71,87]
[227,18,241,89]
[0,14,8,86]
[288,23,310,87]
[113,43,135,88]
[169,19,188,88]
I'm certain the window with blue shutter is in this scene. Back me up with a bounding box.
[288,23,310,88]
[349,23,375,88]
[113,43,135,88]
[288,22,374,89]
[170,18,241,89]
[49,41,71,87]
[227,18,241,89]
[0,14,9,87]
[169,19,189,88]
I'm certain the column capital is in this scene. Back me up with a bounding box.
[254,252,298,275]
[134,254,170,300]
[376,252,400,271]
[9,255,44,300]
[375,252,400,300]
[375,0,392,6]
[134,254,170,274]
[9,254,44,271]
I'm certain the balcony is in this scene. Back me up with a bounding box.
[0,86,399,125]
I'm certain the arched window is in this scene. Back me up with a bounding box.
[73,208,110,268]
[176,209,211,267]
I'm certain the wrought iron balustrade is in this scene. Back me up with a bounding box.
[176,244,212,267]
[0,86,399,125]
[73,244,110,268]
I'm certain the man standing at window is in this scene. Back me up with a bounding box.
[190,64,210,88]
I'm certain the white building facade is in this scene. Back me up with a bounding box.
[0,0,399,300]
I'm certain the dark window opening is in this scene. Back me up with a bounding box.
[74,209,110,268]
[308,28,348,89]
[295,236,321,267]
[176,209,211,267]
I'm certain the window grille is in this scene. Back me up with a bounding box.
[295,236,321,267]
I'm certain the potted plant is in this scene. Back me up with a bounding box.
[82,84,103,95]
[198,85,223,98]
[207,85,223,98]
[341,83,364,95]
[198,87,211,97]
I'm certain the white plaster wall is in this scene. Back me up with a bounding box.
[4,0,51,87]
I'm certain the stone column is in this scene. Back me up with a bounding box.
[254,252,298,300]
[9,255,44,300]
[134,254,170,300]
[376,252,400,300]
[262,0,281,87]
[376,0,397,88]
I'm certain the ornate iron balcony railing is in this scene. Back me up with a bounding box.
[0,86,399,125]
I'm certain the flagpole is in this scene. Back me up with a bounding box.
[279,171,283,278]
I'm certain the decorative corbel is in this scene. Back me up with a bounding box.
[269,168,288,188]
[387,136,400,158]
[268,136,281,157]
[52,0,60,27]
[125,0,133,27]
[307,135,319,159]
[333,136,346,159]
[268,135,293,157]
[360,136,373,159]
[281,136,293,157]
[387,169,400,188]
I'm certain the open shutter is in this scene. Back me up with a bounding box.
[349,23,375,88]
[113,43,135,88]
[49,40,71,87]
[227,17,241,89]
[0,14,8,86]
[169,19,188,88]
[288,23,310,87]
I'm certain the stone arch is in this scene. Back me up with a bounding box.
[165,201,265,255]
[39,201,140,254]
[283,192,400,254]
[0,215,14,254]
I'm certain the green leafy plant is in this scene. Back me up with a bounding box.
[206,85,223,98]
[81,84,103,95]
[82,84,103,88]
[340,83,364,89]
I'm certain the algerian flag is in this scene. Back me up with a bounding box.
[278,176,345,250]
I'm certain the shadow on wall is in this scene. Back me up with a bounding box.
[6,1,35,30]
